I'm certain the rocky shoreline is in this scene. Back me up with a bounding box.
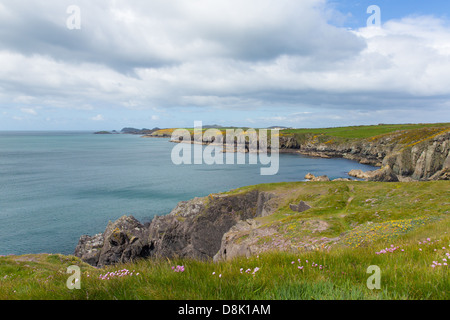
[145,126,450,182]
[75,126,450,267]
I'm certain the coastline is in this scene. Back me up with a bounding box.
[72,124,450,267]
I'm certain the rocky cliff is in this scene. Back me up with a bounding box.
[281,127,450,181]
[74,190,278,267]
[147,125,450,181]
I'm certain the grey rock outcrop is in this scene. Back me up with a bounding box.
[382,131,450,180]
[74,215,151,267]
[295,128,450,181]
[74,233,104,266]
[304,173,330,182]
[147,190,276,260]
[346,130,450,182]
[289,201,312,212]
[213,219,276,262]
[74,190,278,266]
[349,165,399,182]
[214,218,334,262]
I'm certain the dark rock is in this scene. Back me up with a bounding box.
[289,201,311,212]
[97,215,150,267]
[349,166,399,182]
[147,190,268,260]
[305,173,330,182]
[75,190,279,266]
[74,215,150,267]
[74,233,103,266]
[367,166,399,182]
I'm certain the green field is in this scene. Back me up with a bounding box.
[1,181,449,300]
[280,122,450,140]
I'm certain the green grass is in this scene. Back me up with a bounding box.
[1,181,449,300]
[152,123,450,141]
[1,221,448,300]
[280,122,450,140]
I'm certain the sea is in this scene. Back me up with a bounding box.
[0,131,376,255]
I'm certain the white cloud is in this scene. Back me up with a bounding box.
[20,108,37,115]
[91,114,104,121]
[0,1,449,129]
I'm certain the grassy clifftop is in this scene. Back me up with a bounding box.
[1,180,449,300]
[281,122,450,140]
[147,122,450,141]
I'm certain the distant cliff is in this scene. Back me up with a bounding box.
[145,124,450,181]
[121,127,160,135]
[280,127,450,181]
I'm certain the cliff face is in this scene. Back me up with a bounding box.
[382,131,450,180]
[74,190,277,267]
[281,128,450,181]
[147,125,450,181]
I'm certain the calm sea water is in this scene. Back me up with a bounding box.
[0,131,375,255]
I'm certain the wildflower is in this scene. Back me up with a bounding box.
[219,274,222,278]
[172,265,185,273]
[212,272,215,275]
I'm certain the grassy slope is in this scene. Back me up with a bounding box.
[1,181,449,300]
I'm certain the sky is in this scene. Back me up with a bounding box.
[0,0,450,130]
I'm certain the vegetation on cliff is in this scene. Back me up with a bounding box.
[1,180,448,300]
